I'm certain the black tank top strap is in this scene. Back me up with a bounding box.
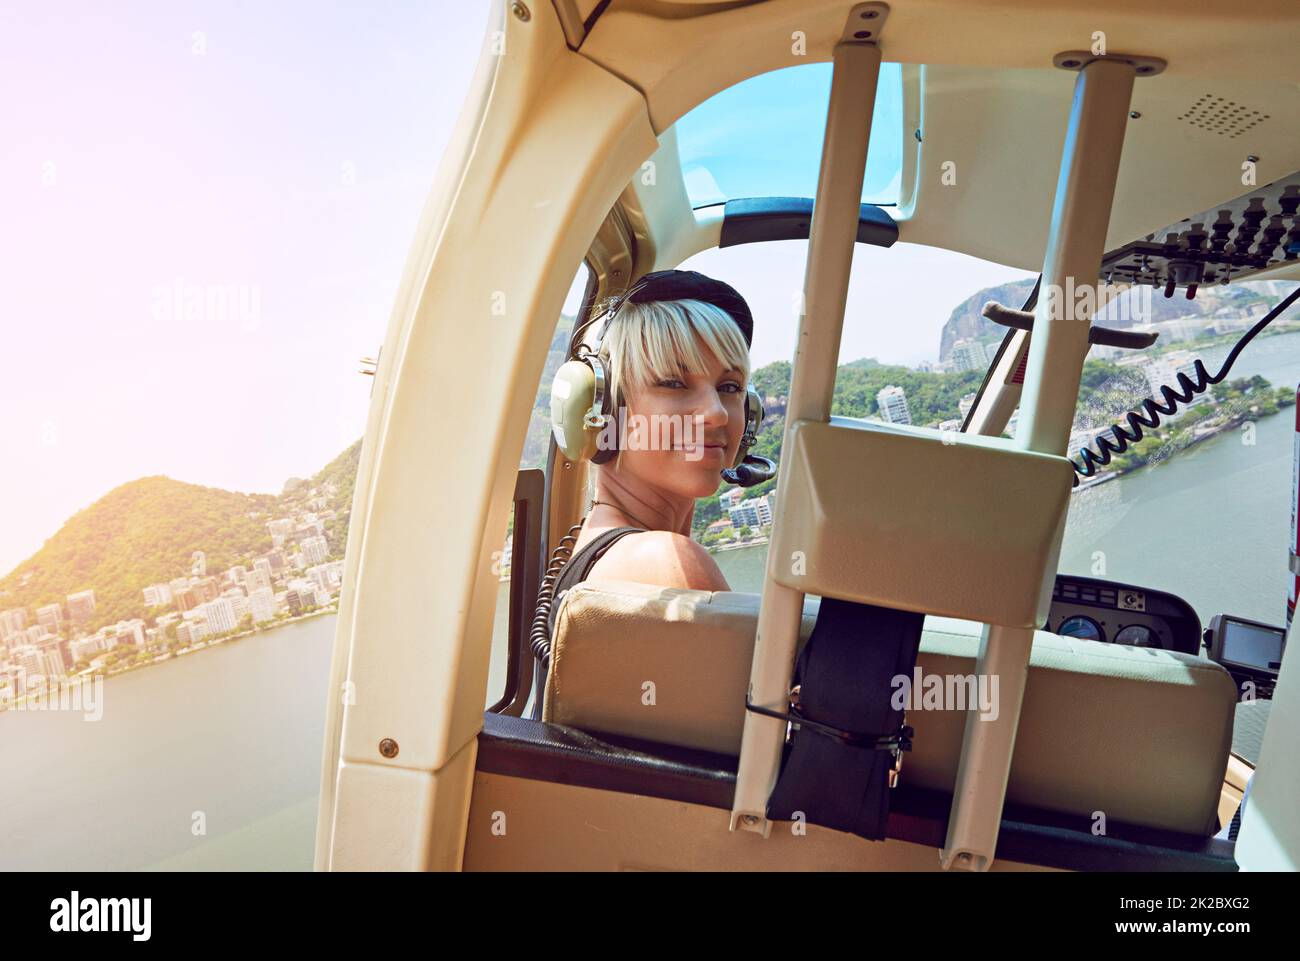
[547,526,645,637]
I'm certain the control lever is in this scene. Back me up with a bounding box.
[982,301,1159,350]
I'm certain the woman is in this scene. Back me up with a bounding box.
[546,269,754,634]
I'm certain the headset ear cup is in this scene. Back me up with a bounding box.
[733,385,764,468]
[590,381,618,465]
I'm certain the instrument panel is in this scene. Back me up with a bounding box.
[1047,575,1202,656]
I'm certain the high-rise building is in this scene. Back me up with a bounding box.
[0,608,26,640]
[143,583,174,607]
[201,598,238,635]
[176,620,209,646]
[301,535,329,566]
[246,568,272,593]
[876,385,912,425]
[69,636,105,664]
[267,519,294,548]
[175,587,203,612]
[249,587,276,623]
[307,567,332,594]
[35,603,63,634]
[66,590,96,626]
[1143,351,1204,403]
[224,590,251,624]
[113,620,146,647]
[950,339,989,373]
[37,640,67,676]
[727,494,774,530]
[253,557,274,583]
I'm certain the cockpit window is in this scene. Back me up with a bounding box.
[675,62,903,209]
[1058,280,1300,628]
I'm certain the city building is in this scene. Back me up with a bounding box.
[706,518,733,537]
[249,587,276,623]
[876,385,912,425]
[223,590,251,624]
[201,598,238,635]
[1142,350,1203,399]
[143,583,174,607]
[69,636,105,664]
[176,620,209,646]
[66,590,97,626]
[958,393,978,421]
[0,608,26,640]
[1068,426,1126,462]
[301,535,329,566]
[111,620,146,647]
[950,339,989,373]
[175,587,204,612]
[37,640,67,676]
[246,568,272,593]
[35,603,63,634]
[727,493,774,530]
[267,518,294,548]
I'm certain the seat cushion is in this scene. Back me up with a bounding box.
[543,579,1238,836]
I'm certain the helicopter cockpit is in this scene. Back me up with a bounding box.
[316,0,1300,873]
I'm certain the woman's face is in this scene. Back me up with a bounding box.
[615,341,748,501]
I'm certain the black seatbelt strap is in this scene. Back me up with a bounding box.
[756,597,925,841]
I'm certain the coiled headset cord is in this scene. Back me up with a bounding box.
[528,519,587,668]
[1073,285,1300,484]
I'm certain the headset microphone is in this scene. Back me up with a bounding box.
[723,454,777,488]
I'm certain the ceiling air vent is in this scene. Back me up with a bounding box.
[1178,94,1270,138]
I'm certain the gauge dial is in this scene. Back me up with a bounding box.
[1115,624,1157,647]
[1056,615,1105,643]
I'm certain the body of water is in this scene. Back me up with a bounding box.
[0,616,333,871]
[7,331,1298,870]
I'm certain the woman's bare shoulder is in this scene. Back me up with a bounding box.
[587,529,730,592]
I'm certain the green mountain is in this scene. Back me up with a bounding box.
[0,440,362,633]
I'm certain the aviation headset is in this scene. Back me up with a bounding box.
[549,269,777,488]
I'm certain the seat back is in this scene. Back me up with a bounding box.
[543,579,1238,836]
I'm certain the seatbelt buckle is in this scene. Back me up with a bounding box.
[888,724,914,789]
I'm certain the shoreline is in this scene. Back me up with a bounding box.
[0,604,338,713]
[1070,400,1291,491]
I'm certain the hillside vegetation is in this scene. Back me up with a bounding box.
[0,441,362,632]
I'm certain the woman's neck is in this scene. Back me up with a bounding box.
[590,470,694,536]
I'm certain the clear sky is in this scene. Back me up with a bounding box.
[0,0,1031,575]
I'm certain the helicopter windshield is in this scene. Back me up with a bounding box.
[675,61,904,208]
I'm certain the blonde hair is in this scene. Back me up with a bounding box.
[589,297,751,467]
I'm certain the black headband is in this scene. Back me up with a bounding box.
[620,269,754,347]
